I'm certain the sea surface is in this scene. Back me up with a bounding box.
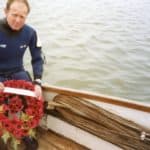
[0,0,150,102]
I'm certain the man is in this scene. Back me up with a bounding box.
[0,0,43,97]
[0,0,44,149]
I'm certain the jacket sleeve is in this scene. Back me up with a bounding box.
[29,30,44,79]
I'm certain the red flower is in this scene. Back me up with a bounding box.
[8,96,23,113]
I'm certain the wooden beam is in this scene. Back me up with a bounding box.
[42,85,150,113]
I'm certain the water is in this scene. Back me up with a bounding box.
[0,0,150,102]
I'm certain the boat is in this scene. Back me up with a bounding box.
[38,84,150,150]
[1,83,150,150]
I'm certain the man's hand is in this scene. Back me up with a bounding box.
[34,84,42,99]
[0,82,4,92]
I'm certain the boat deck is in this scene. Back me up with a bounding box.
[37,128,89,150]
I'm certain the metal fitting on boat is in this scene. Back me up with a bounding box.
[141,131,150,141]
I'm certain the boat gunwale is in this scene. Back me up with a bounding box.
[42,84,150,113]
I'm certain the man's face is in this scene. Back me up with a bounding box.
[5,1,28,31]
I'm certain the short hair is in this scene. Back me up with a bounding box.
[6,0,30,13]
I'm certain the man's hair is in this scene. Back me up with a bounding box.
[6,0,30,13]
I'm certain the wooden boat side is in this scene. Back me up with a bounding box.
[42,84,150,150]
[42,84,150,113]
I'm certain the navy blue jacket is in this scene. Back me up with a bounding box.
[0,19,43,79]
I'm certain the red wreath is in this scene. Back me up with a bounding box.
[0,80,44,146]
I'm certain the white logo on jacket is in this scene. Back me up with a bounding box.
[36,34,42,47]
[0,44,7,48]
